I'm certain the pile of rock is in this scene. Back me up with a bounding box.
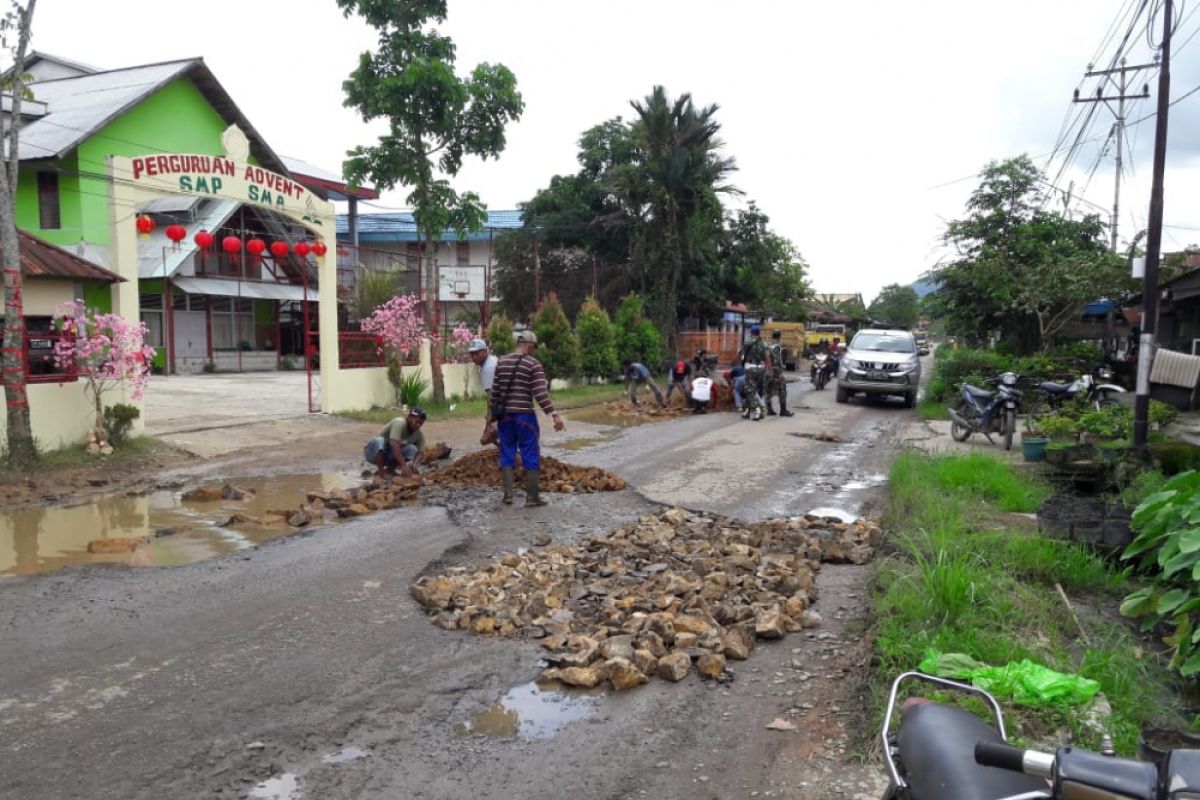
[282,476,424,527]
[410,507,881,691]
[428,451,625,493]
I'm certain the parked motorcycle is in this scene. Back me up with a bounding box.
[880,671,1200,800]
[1024,366,1126,432]
[811,352,837,390]
[948,372,1023,451]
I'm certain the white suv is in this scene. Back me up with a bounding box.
[836,329,920,408]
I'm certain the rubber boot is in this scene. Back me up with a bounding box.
[742,407,752,420]
[753,407,763,421]
[766,399,777,416]
[524,469,547,507]
[779,404,795,417]
[501,468,514,505]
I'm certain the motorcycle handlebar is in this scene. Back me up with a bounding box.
[974,741,1030,774]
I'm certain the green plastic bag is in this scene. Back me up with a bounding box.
[918,648,1100,707]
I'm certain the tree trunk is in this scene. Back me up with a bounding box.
[1,0,39,466]
[424,232,445,404]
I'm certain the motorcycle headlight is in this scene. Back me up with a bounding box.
[1001,372,1018,386]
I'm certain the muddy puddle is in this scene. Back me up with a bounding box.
[567,406,666,428]
[456,680,602,740]
[249,772,299,800]
[0,473,357,578]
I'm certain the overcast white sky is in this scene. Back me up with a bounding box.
[31,0,1200,303]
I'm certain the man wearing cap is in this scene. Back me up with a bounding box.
[363,407,427,477]
[492,330,565,507]
[739,325,769,421]
[469,338,499,443]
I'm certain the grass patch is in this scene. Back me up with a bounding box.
[338,382,627,425]
[917,399,948,421]
[872,451,1187,755]
[0,436,169,476]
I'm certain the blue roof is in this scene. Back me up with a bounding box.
[336,210,525,243]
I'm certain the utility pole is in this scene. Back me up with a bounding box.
[532,238,541,311]
[1073,58,1152,250]
[1134,0,1174,448]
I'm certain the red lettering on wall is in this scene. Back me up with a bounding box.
[132,158,146,179]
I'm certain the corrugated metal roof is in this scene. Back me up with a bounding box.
[18,59,289,175]
[335,210,524,242]
[172,276,314,302]
[138,198,239,279]
[20,230,124,283]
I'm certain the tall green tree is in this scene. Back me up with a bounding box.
[868,284,920,329]
[614,293,663,369]
[1,0,38,466]
[631,86,739,333]
[933,155,1128,352]
[338,0,523,402]
[720,203,812,319]
[485,312,515,356]
[530,292,580,381]
[575,297,619,382]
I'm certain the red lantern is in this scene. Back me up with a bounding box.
[193,229,214,251]
[270,241,290,259]
[295,241,311,258]
[136,215,155,240]
[222,235,242,266]
[246,237,266,265]
[165,224,187,251]
[312,241,328,257]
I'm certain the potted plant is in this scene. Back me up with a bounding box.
[1041,415,1087,465]
[1020,419,1050,463]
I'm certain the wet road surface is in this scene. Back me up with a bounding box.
[0,372,917,800]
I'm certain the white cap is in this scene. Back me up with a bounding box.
[467,338,488,353]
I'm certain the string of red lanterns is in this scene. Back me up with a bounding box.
[132,216,329,263]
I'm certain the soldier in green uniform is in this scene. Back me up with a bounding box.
[740,325,769,421]
[765,330,795,417]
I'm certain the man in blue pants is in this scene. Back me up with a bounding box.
[492,330,566,507]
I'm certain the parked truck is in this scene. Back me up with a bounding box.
[764,321,806,370]
[803,323,849,357]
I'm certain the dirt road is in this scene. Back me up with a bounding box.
[0,375,917,800]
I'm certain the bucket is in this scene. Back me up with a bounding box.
[1021,437,1050,462]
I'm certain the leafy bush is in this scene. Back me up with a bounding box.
[531,292,581,381]
[1037,415,1079,441]
[486,313,516,356]
[614,293,663,369]
[1151,399,1179,430]
[1120,471,1200,676]
[398,370,430,408]
[103,403,140,446]
[925,346,1109,405]
[1120,469,1167,509]
[575,297,619,382]
[280,354,298,370]
[1079,406,1133,439]
[202,362,217,373]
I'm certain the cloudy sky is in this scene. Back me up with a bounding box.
[31,0,1200,303]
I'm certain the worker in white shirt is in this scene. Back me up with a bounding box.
[689,369,714,414]
[469,338,500,443]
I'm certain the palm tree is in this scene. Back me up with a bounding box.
[629,86,739,336]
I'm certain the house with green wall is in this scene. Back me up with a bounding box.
[12,52,370,375]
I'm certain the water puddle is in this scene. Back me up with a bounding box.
[321,746,369,764]
[567,406,662,428]
[248,772,299,800]
[839,473,887,491]
[806,507,857,523]
[553,429,623,451]
[0,473,356,578]
[455,680,602,740]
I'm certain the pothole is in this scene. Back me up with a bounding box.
[0,472,358,578]
[248,772,299,800]
[321,745,370,764]
[455,680,602,740]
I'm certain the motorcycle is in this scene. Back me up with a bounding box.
[1024,366,1126,432]
[811,352,837,390]
[880,671,1200,799]
[948,372,1023,451]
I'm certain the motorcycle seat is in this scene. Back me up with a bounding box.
[963,384,995,400]
[1038,381,1073,393]
[897,702,1048,800]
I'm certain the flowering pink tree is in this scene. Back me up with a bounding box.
[360,294,427,364]
[447,323,475,363]
[52,300,156,442]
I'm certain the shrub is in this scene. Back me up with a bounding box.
[1079,406,1133,439]
[1151,399,1179,430]
[575,297,619,382]
[202,362,217,373]
[280,354,298,370]
[102,403,141,447]
[614,293,663,369]
[486,313,516,357]
[531,292,580,381]
[398,370,429,408]
[1037,415,1079,441]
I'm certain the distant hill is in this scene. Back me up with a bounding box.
[910,277,939,297]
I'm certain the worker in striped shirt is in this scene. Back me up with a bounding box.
[492,330,565,506]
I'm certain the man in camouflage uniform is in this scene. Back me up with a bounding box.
[765,329,794,417]
[740,325,769,421]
